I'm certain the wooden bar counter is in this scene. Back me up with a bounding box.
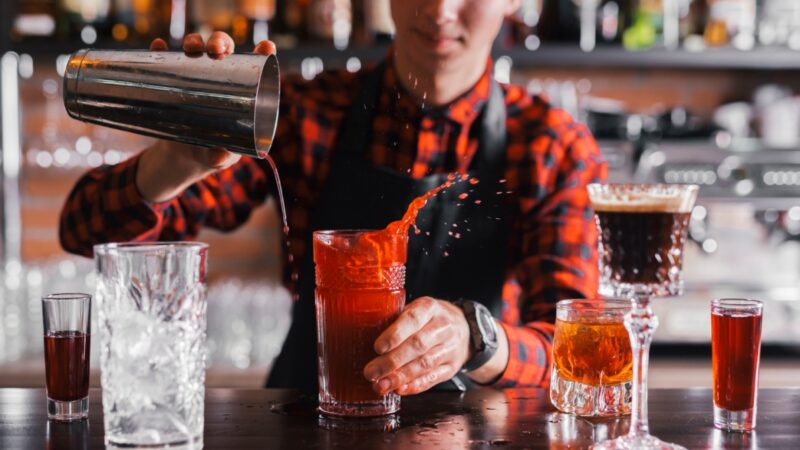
[1,388,797,449]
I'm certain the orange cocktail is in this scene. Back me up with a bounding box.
[550,299,632,417]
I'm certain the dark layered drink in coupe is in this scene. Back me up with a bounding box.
[588,184,698,298]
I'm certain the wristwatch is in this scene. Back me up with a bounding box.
[454,300,499,372]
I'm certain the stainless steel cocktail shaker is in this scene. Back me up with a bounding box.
[63,49,280,158]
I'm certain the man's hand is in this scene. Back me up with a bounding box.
[363,297,471,396]
[135,33,277,203]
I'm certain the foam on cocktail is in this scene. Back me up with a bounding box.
[588,185,697,213]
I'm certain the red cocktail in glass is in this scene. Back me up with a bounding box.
[313,230,407,417]
[711,298,763,432]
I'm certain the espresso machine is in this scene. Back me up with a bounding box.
[616,138,800,346]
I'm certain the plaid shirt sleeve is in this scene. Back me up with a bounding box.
[58,153,273,257]
[490,107,608,388]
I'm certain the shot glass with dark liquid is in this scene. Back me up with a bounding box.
[712,298,763,432]
[42,293,91,421]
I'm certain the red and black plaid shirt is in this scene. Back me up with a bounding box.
[60,51,607,388]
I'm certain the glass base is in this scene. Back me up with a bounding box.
[47,397,88,422]
[319,393,400,417]
[714,405,756,432]
[105,435,203,449]
[550,367,632,417]
[318,413,400,431]
[591,434,688,450]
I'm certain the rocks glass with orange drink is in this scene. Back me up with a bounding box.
[551,299,632,417]
[313,230,407,417]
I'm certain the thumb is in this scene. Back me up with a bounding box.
[195,147,241,170]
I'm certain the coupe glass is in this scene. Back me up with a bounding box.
[588,184,698,450]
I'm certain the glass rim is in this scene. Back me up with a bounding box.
[587,183,699,193]
[313,229,376,237]
[313,229,409,242]
[711,298,763,313]
[94,241,209,254]
[556,298,632,311]
[42,293,91,302]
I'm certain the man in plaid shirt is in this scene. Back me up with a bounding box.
[60,0,606,394]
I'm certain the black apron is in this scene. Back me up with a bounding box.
[267,63,513,391]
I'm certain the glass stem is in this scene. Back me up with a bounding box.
[625,292,658,438]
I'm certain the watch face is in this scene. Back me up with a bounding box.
[477,308,497,342]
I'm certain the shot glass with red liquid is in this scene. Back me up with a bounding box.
[313,230,407,418]
[42,293,91,421]
[711,298,763,432]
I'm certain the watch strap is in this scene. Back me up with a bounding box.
[454,300,499,372]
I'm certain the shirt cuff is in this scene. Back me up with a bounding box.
[490,322,551,389]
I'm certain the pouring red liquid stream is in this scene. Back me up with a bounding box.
[260,152,290,235]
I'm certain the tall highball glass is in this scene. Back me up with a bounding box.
[94,242,208,449]
[588,184,698,450]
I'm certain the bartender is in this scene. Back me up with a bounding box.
[59,0,606,394]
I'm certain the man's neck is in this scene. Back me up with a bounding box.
[393,49,488,108]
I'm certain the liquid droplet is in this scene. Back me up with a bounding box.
[458,193,468,200]
[474,200,482,205]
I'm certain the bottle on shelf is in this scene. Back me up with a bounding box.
[681,0,709,51]
[538,0,581,43]
[307,0,352,49]
[270,0,310,48]
[622,0,662,51]
[704,0,756,49]
[191,0,236,40]
[9,0,61,42]
[362,0,394,44]
[758,0,800,49]
[59,0,112,43]
[598,0,628,45]
[237,0,276,46]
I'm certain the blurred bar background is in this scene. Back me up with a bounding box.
[0,0,798,388]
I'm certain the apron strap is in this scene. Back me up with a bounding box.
[334,63,387,159]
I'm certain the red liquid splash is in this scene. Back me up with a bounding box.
[712,312,762,411]
[383,174,475,236]
[44,331,90,401]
